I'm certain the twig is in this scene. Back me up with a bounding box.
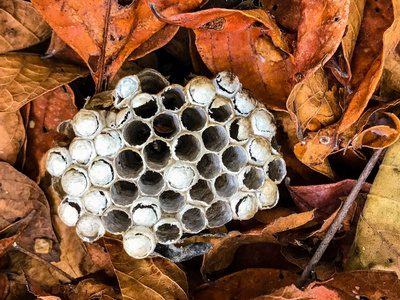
[295,148,383,288]
[13,242,75,281]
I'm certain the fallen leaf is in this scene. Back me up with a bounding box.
[152,7,293,110]
[44,32,86,67]
[316,271,400,299]
[347,137,400,275]
[0,53,87,112]
[104,237,189,300]
[293,0,350,80]
[201,210,315,276]
[0,162,59,262]
[31,0,204,90]
[0,274,9,300]
[193,269,298,300]
[261,0,302,33]
[253,284,340,300]
[0,0,51,53]
[23,86,77,182]
[0,110,25,165]
[25,275,61,300]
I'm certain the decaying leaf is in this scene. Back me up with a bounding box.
[23,86,77,182]
[0,0,51,54]
[104,237,189,300]
[0,274,9,300]
[253,284,340,300]
[31,0,204,89]
[347,138,400,275]
[0,54,87,112]
[193,269,298,300]
[0,110,25,165]
[0,162,59,261]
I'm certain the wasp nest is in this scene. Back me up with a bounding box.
[46,69,286,259]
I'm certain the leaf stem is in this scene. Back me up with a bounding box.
[295,148,383,288]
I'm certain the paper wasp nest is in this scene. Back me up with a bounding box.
[46,69,286,259]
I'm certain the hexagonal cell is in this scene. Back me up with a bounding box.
[214,173,238,198]
[123,120,151,147]
[109,107,132,129]
[58,196,84,226]
[208,96,234,124]
[137,69,169,94]
[61,166,90,196]
[143,140,171,170]
[154,218,183,245]
[227,117,252,143]
[173,134,202,162]
[102,207,132,235]
[189,179,214,205]
[247,137,272,166]
[251,108,276,141]
[165,163,197,191]
[159,190,186,213]
[206,200,232,228]
[123,226,157,259]
[88,158,115,187]
[161,85,186,111]
[153,113,180,139]
[202,125,229,152]
[232,88,257,116]
[111,180,139,207]
[131,93,159,119]
[197,153,221,179]
[76,214,106,242]
[240,166,265,190]
[46,147,72,177]
[222,146,247,173]
[258,179,279,209]
[82,188,111,216]
[131,198,161,227]
[114,149,144,179]
[69,138,96,166]
[186,76,216,107]
[181,106,207,131]
[94,130,123,157]
[72,109,103,138]
[138,171,165,195]
[179,205,207,233]
[265,155,286,184]
[115,75,140,107]
[230,192,258,220]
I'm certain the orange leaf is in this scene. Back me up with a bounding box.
[0,110,25,165]
[31,0,204,90]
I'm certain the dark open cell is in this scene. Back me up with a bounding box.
[161,86,186,111]
[202,125,228,152]
[206,200,232,228]
[214,173,238,198]
[155,223,181,244]
[153,113,179,139]
[132,95,158,118]
[111,180,138,206]
[159,191,185,213]
[143,140,171,170]
[197,153,221,179]
[174,134,201,161]
[181,207,206,233]
[123,121,151,146]
[139,171,164,195]
[189,180,214,204]
[181,107,207,131]
[102,209,132,234]
[222,146,247,172]
[114,149,143,179]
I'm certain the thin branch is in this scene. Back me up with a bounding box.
[13,242,75,282]
[295,148,383,288]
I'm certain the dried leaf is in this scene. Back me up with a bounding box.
[23,86,77,182]
[253,284,340,300]
[193,269,298,300]
[0,53,87,112]
[31,0,204,89]
[0,274,9,300]
[44,32,86,67]
[201,210,315,276]
[293,0,350,80]
[261,0,301,33]
[0,162,59,261]
[0,110,25,165]
[287,68,341,134]
[152,7,293,110]
[316,271,400,299]
[347,138,400,275]
[0,0,51,53]
[104,237,189,300]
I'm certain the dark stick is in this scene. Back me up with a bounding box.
[295,148,383,288]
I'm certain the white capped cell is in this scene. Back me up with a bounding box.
[76,214,106,242]
[46,148,72,177]
[94,130,123,157]
[123,226,156,259]
[58,196,84,226]
[61,166,90,196]
[72,109,103,138]
[69,138,96,166]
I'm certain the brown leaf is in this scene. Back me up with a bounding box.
[0,53,87,112]
[0,162,59,261]
[44,32,86,67]
[0,0,51,53]
[0,110,25,165]
[316,271,400,299]
[253,284,340,300]
[201,210,315,276]
[31,0,204,90]
[261,0,302,33]
[193,269,298,300]
[23,86,77,182]
[293,0,350,80]
[104,237,189,300]
[0,274,9,300]
[152,7,293,110]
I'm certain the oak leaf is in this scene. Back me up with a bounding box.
[0,53,87,112]
[31,0,204,90]
[0,0,51,53]
[0,110,25,165]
